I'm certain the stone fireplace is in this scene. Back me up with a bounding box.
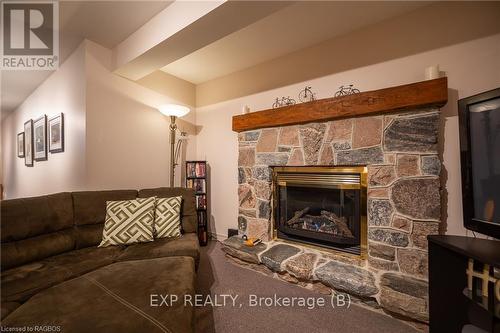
[227,105,442,324]
[273,166,367,256]
[236,110,441,252]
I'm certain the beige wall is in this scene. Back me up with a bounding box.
[85,41,196,190]
[195,33,500,240]
[1,43,87,199]
[1,40,197,199]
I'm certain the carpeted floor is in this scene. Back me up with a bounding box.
[194,240,418,333]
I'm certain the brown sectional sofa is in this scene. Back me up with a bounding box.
[1,187,200,332]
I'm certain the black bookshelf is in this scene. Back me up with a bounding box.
[185,161,208,246]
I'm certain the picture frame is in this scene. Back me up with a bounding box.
[49,113,64,153]
[24,120,34,167]
[33,115,47,161]
[17,132,25,158]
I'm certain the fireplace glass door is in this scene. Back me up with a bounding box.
[273,167,366,255]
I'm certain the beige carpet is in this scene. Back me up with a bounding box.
[194,240,418,333]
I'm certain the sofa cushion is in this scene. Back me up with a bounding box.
[1,192,74,242]
[72,190,138,249]
[138,187,197,233]
[99,197,156,247]
[118,233,200,267]
[1,302,20,320]
[1,246,123,304]
[2,257,196,333]
[154,196,182,239]
[1,229,75,270]
[72,190,138,226]
[74,224,104,249]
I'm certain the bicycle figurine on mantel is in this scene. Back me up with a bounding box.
[334,84,360,97]
[298,86,316,103]
[272,96,296,109]
[272,97,281,109]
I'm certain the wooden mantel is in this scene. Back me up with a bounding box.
[232,77,448,132]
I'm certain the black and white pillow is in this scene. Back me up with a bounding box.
[154,196,182,238]
[99,196,156,247]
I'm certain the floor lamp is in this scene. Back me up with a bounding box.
[158,104,190,187]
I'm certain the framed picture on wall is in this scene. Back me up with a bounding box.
[17,132,25,158]
[24,120,34,167]
[49,113,64,153]
[34,115,47,161]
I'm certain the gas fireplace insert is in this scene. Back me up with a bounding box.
[272,166,367,256]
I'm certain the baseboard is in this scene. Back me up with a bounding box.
[209,232,227,241]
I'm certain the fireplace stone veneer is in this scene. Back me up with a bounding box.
[229,108,441,323]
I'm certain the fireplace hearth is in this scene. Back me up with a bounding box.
[273,166,367,256]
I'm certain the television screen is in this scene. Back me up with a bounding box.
[459,88,500,239]
[469,99,500,223]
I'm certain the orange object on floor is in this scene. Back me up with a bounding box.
[244,238,262,247]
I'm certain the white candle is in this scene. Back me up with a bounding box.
[425,65,440,80]
[242,105,250,114]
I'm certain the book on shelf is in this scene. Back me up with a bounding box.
[186,162,206,178]
[194,179,205,193]
[196,195,207,210]
[198,211,206,226]
[199,227,207,244]
[187,163,196,178]
[186,179,205,194]
[195,163,206,178]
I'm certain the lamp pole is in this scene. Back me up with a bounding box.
[158,104,190,188]
[169,115,177,187]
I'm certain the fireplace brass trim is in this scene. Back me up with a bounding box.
[276,172,361,189]
[271,166,368,259]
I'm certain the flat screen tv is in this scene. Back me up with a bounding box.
[458,88,500,239]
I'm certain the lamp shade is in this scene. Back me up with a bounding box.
[158,104,190,117]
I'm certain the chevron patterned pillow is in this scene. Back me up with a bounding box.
[154,196,182,239]
[99,196,156,247]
